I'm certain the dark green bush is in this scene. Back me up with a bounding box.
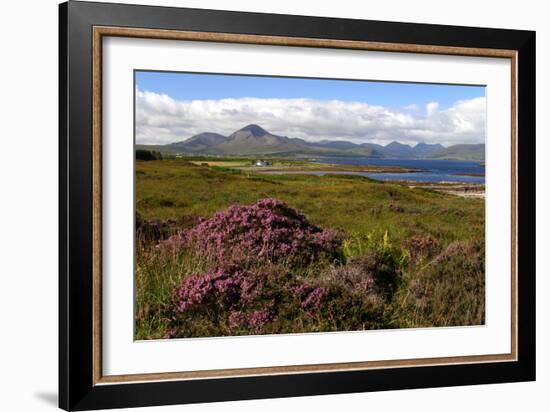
[136,149,163,161]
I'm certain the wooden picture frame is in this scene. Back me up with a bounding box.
[59,1,535,410]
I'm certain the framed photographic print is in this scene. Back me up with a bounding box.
[59,1,536,410]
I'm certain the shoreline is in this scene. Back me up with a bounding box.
[190,159,485,190]
[258,170,486,198]
[240,164,422,174]
[408,182,485,198]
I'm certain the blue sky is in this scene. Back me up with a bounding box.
[135,71,486,146]
[136,71,484,112]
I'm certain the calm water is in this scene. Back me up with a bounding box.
[302,157,485,183]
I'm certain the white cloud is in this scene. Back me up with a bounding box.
[426,101,439,116]
[136,89,486,147]
[403,104,420,112]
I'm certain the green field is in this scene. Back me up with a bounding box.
[137,159,483,244]
[135,158,485,339]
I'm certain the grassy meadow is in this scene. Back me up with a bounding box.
[135,157,485,339]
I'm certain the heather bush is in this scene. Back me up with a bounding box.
[402,233,442,263]
[155,202,414,337]
[165,261,390,338]
[161,198,344,268]
[330,253,401,299]
[165,264,284,337]
[165,263,315,337]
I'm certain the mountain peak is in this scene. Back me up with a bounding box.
[238,124,269,137]
[386,141,410,148]
[159,125,481,160]
[414,142,444,148]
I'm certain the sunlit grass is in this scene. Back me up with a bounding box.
[136,159,484,246]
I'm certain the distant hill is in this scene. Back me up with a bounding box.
[382,141,415,158]
[429,144,485,161]
[316,140,360,150]
[413,142,445,157]
[214,124,306,155]
[167,132,226,153]
[139,124,484,160]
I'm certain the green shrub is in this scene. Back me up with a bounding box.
[136,149,163,161]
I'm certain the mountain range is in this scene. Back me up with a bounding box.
[141,124,485,161]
